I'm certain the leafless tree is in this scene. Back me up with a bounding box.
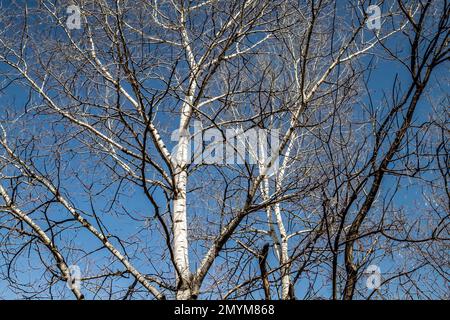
[0,0,448,300]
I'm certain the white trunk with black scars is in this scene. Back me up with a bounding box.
[173,130,191,299]
[173,84,195,299]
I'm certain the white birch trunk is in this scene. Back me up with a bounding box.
[275,134,296,299]
[174,9,199,298]
[273,202,290,299]
[173,129,191,299]
[173,95,195,299]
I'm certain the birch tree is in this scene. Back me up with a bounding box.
[0,0,448,300]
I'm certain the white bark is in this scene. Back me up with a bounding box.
[173,123,191,299]
[273,202,290,299]
[0,141,165,300]
[0,185,85,300]
[172,7,200,299]
[274,134,296,299]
